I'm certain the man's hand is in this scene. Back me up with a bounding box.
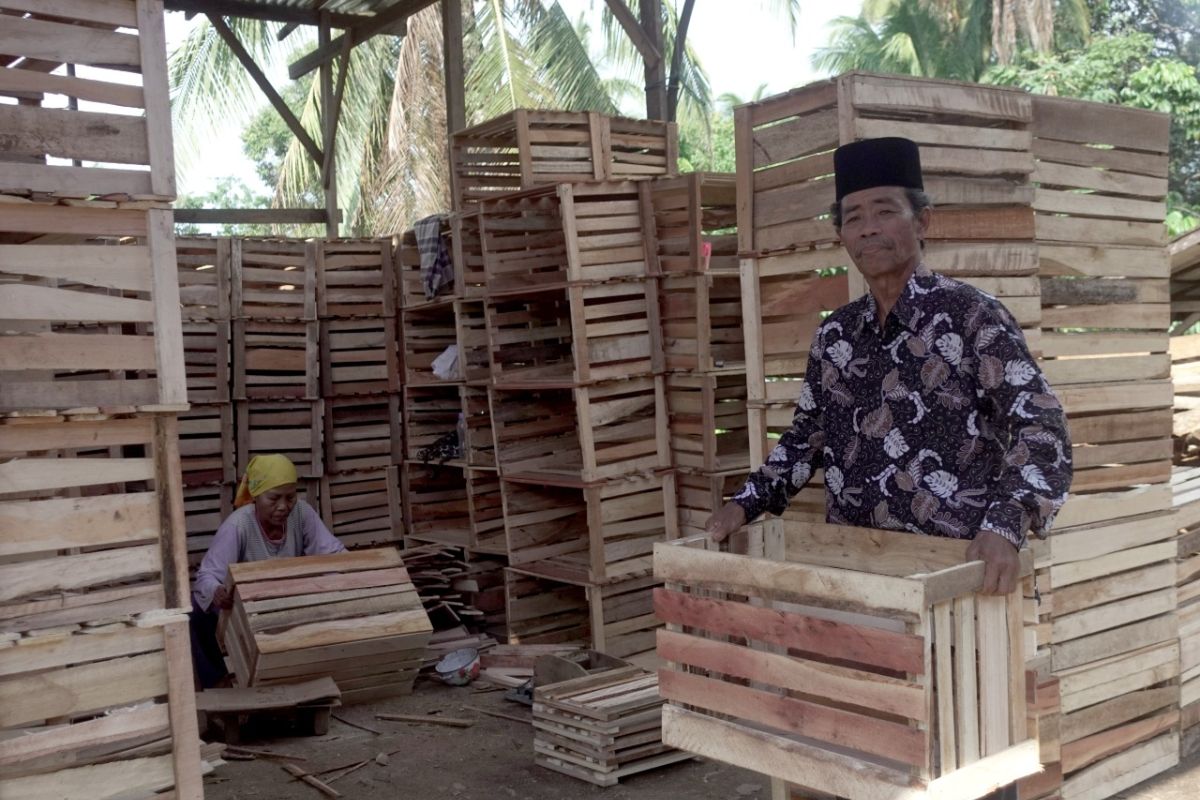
[212,585,233,611]
[705,501,747,544]
[966,530,1020,595]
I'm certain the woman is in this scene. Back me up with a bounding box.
[191,454,345,687]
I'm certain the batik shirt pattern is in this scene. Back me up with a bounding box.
[732,269,1072,548]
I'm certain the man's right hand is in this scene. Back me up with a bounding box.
[705,501,747,543]
[212,585,233,611]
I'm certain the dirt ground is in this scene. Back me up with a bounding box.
[201,679,1200,800]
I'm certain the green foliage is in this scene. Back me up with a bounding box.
[677,110,734,173]
[985,31,1200,235]
[174,177,288,237]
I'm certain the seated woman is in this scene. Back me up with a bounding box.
[190,453,345,687]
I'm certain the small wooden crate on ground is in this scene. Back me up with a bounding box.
[318,466,403,550]
[236,399,324,478]
[451,110,677,209]
[654,521,1039,800]
[221,548,433,704]
[490,377,669,482]
[533,657,690,786]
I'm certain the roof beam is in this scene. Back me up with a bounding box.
[288,0,434,80]
[604,0,661,63]
[206,13,324,167]
[165,0,362,27]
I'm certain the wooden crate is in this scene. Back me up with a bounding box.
[655,521,1039,799]
[736,73,1040,402]
[533,661,689,786]
[402,383,463,465]
[318,467,403,550]
[1034,96,1171,499]
[233,238,315,320]
[323,395,402,473]
[235,400,323,478]
[401,461,470,548]
[182,482,234,570]
[463,383,496,468]
[503,570,660,662]
[176,237,232,321]
[451,110,677,209]
[221,549,433,704]
[320,317,400,397]
[0,0,176,201]
[396,216,486,306]
[0,208,187,412]
[0,619,204,800]
[1171,334,1200,462]
[468,467,506,554]
[400,298,488,385]
[181,320,231,404]
[178,402,235,487]
[1018,669,1063,800]
[0,414,191,622]
[232,319,320,400]
[500,472,667,585]
[659,271,745,372]
[316,238,395,318]
[665,373,749,473]
[491,377,669,482]
[649,172,737,275]
[487,282,662,387]
[1177,473,1200,753]
[480,181,656,293]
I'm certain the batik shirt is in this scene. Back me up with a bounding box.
[732,268,1072,548]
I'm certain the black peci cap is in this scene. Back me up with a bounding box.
[833,137,923,202]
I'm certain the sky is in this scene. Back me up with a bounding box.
[165,1,857,197]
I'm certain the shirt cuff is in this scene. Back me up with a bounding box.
[980,498,1028,549]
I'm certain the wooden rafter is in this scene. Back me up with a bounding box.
[288,0,434,80]
[603,0,660,63]
[166,0,363,27]
[205,13,324,167]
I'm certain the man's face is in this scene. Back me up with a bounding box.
[838,185,930,281]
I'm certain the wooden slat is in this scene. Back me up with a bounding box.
[0,332,157,372]
[0,624,162,678]
[0,704,168,770]
[0,104,148,165]
[0,491,159,557]
[0,14,141,68]
[0,650,168,728]
[0,754,176,800]
[0,544,160,603]
[0,283,155,323]
[0,0,139,27]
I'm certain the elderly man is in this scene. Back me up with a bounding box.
[708,136,1072,597]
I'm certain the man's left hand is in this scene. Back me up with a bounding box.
[966,530,1020,595]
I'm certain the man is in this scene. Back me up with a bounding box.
[191,454,345,687]
[707,136,1072,597]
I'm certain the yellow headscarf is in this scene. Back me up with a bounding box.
[234,454,299,508]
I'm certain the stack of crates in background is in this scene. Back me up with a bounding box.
[0,1,204,795]
[1031,96,1180,800]
[648,174,749,538]
[316,239,404,549]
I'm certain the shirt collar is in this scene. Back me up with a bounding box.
[856,263,937,335]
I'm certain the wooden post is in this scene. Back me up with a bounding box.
[319,13,338,238]
[442,0,465,135]
[640,0,665,121]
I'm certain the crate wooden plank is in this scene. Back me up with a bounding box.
[320,317,400,396]
[316,238,395,317]
[236,400,323,478]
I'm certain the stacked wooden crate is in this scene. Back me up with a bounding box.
[316,239,403,549]
[1031,96,1180,799]
[649,174,750,538]
[0,1,203,795]
[175,237,236,566]
[734,72,1040,529]
[450,109,677,209]
[1172,467,1200,759]
[220,548,432,704]
[467,179,669,664]
[655,524,1040,800]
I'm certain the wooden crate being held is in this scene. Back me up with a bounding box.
[490,377,669,482]
[500,472,668,585]
[451,110,677,210]
[655,521,1039,800]
[236,399,323,478]
[318,466,403,550]
[504,570,660,663]
[0,207,186,413]
[220,548,433,704]
[533,653,690,786]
